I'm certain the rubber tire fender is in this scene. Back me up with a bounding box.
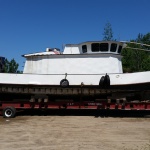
[60,79,69,88]
[2,106,16,118]
[104,74,110,88]
[99,76,105,87]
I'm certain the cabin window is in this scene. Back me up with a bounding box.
[82,45,87,53]
[91,43,99,52]
[110,43,117,52]
[118,45,122,53]
[100,43,108,52]
[91,43,109,52]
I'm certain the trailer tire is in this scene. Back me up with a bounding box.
[2,106,16,118]
[60,79,69,87]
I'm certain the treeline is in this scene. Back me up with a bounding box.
[122,33,150,72]
[3,58,20,73]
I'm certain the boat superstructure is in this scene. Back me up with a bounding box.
[23,41,123,74]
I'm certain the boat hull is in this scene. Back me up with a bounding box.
[0,71,149,86]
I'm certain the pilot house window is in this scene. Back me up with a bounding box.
[110,43,117,52]
[91,43,99,52]
[100,43,108,51]
[118,45,122,53]
[91,43,108,52]
[82,45,87,53]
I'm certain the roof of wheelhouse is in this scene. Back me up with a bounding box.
[23,41,126,57]
[63,41,125,54]
[65,40,124,45]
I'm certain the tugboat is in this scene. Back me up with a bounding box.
[0,41,150,100]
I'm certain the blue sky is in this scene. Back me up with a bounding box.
[0,0,150,70]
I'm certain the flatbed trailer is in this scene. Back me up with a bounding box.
[0,84,150,118]
[1,100,150,118]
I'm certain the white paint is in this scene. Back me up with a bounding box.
[0,41,149,86]
[23,41,124,74]
[0,71,149,86]
[23,54,122,74]
[63,45,79,54]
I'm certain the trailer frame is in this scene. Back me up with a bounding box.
[1,100,150,118]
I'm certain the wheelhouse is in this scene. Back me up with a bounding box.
[63,41,124,54]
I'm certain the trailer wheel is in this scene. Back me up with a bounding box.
[2,106,16,118]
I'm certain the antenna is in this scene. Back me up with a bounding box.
[62,44,65,52]
[121,41,150,52]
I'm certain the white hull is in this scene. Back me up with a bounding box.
[0,71,150,86]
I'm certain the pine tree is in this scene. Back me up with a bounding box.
[103,22,113,41]
[4,58,19,73]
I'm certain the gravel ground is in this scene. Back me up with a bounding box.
[0,115,150,150]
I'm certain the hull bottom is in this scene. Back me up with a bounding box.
[0,82,150,102]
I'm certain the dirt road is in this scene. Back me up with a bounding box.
[0,116,150,150]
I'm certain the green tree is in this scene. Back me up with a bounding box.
[4,58,19,73]
[122,33,150,72]
[103,22,113,41]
